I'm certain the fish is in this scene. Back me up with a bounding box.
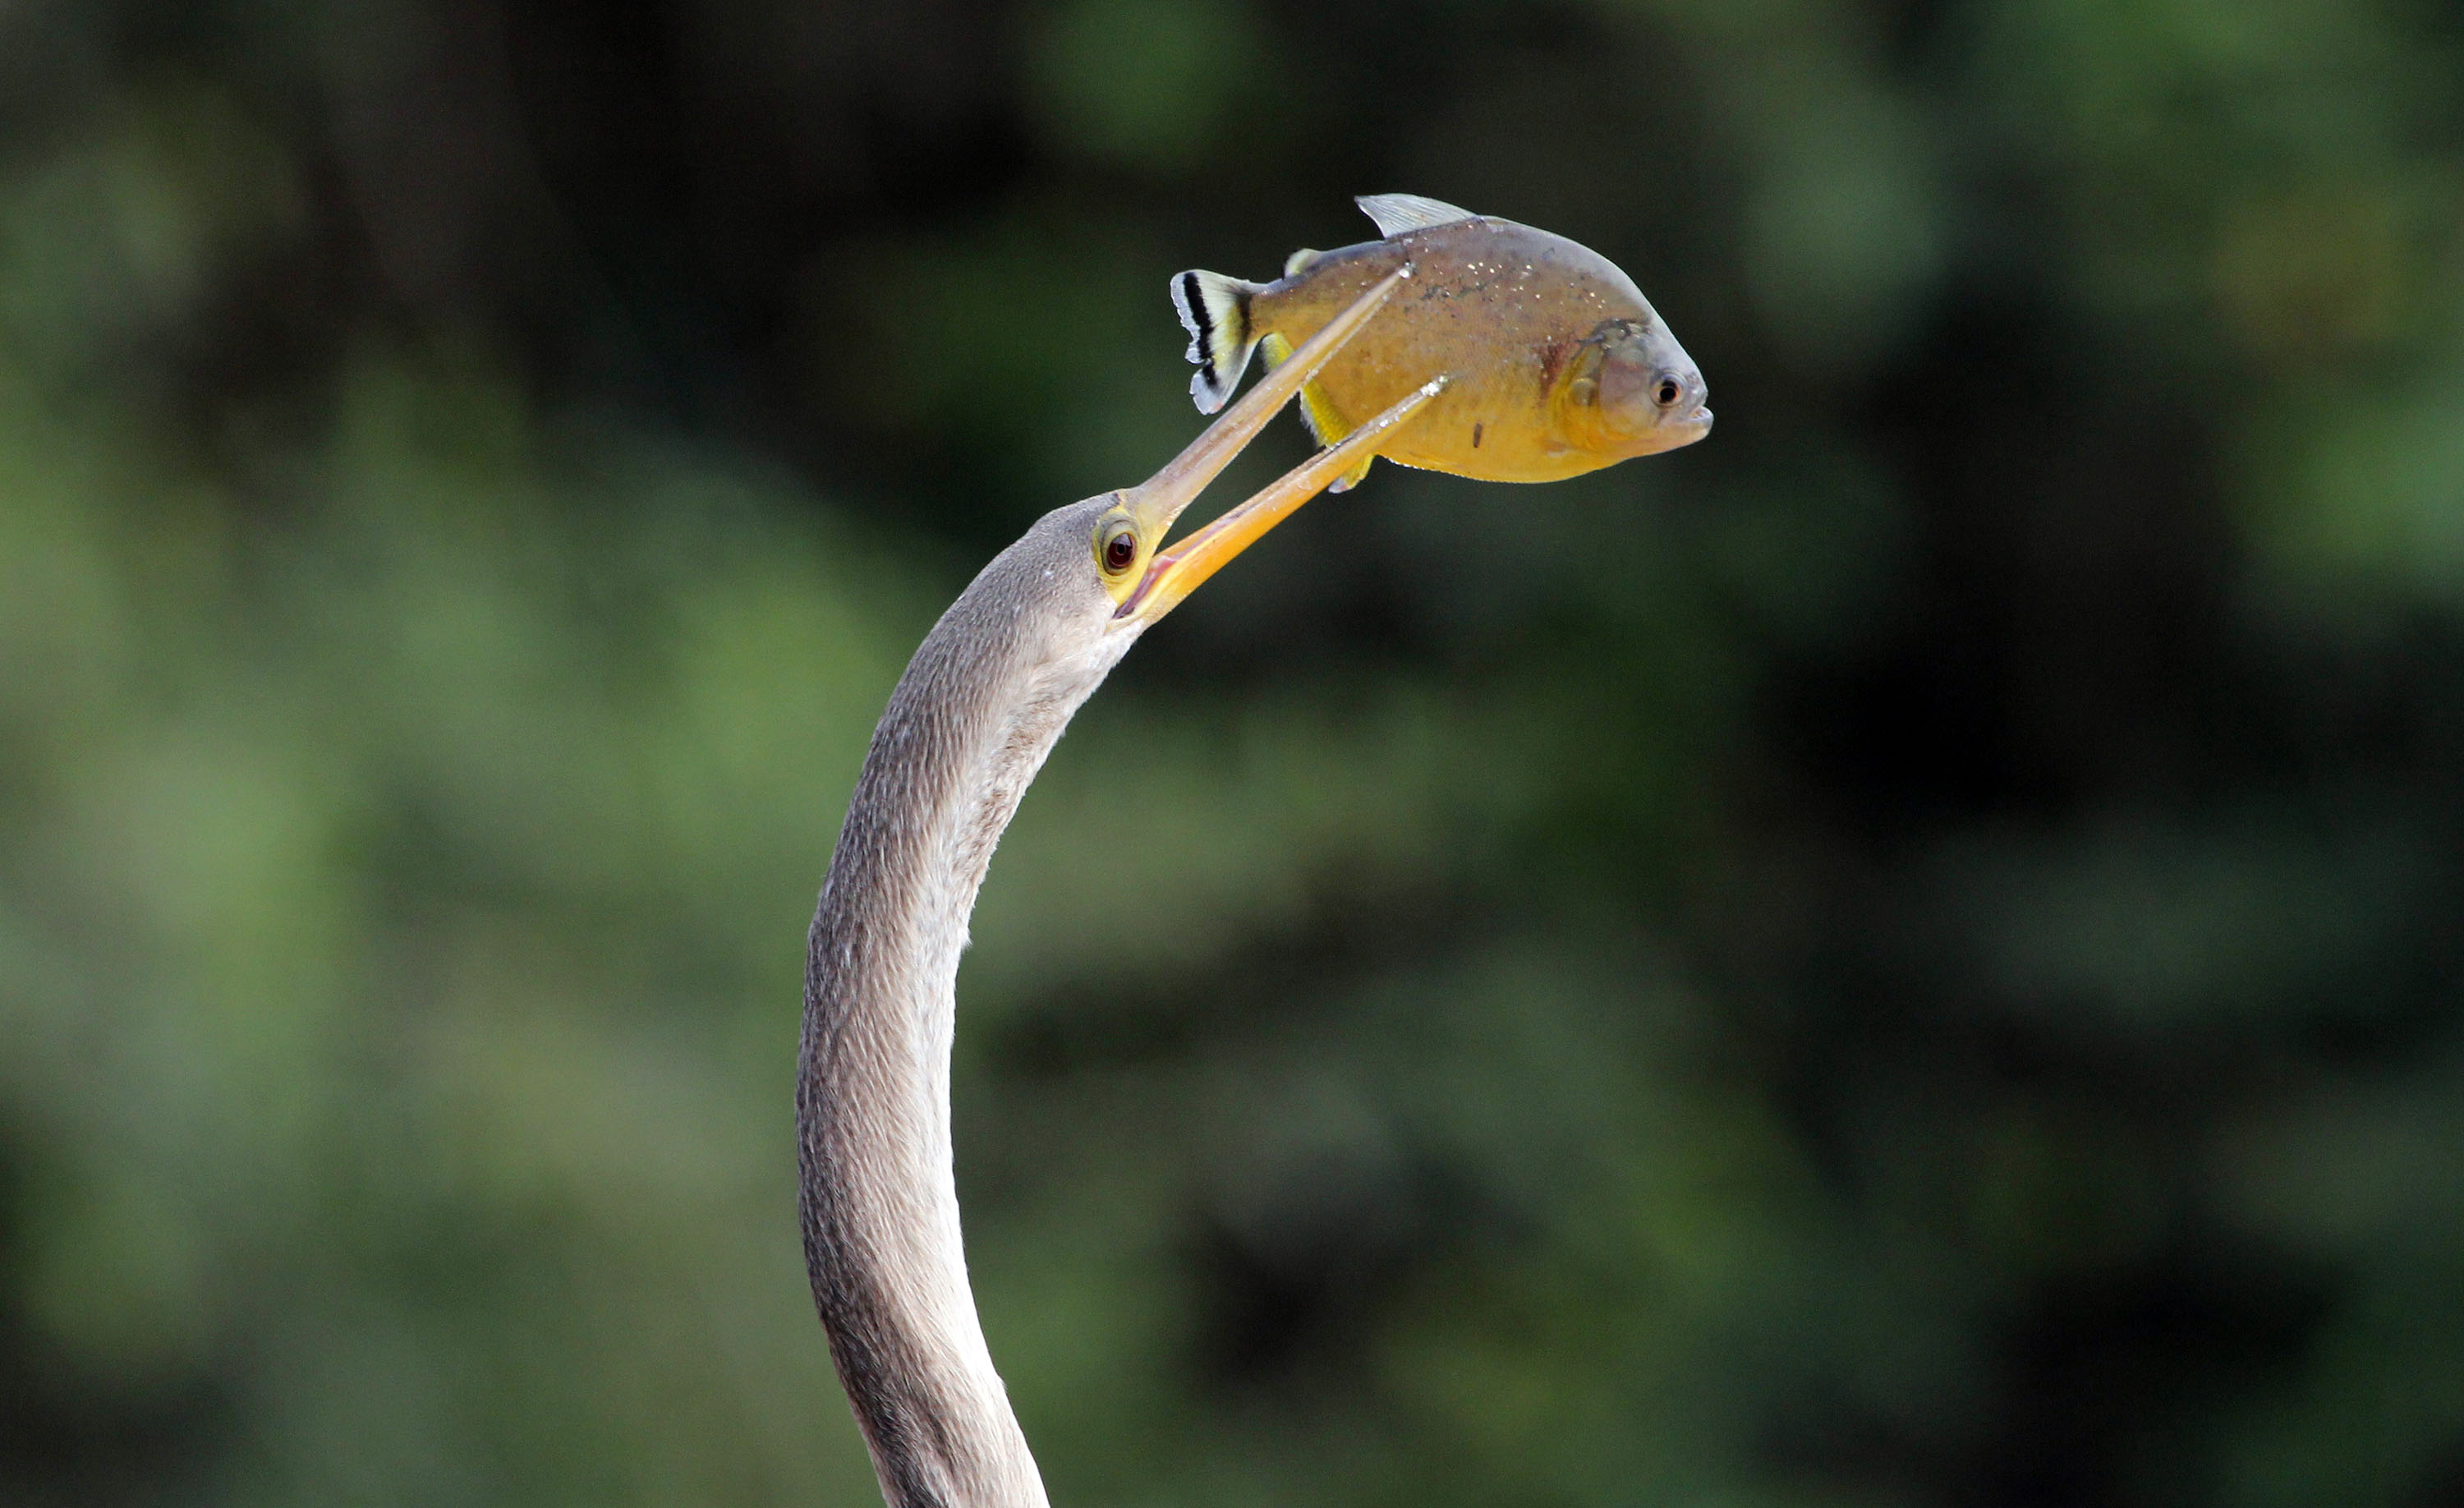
[1171,194,1712,490]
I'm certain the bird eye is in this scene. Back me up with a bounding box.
[1099,524,1139,575]
[1655,377,1682,408]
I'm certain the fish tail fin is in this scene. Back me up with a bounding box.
[1259,332,1374,491]
[1172,270,1266,414]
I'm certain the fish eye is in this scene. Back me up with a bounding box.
[1097,522,1140,575]
[1655,377,1682,408]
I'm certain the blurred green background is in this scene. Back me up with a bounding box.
[2,0,2462,1503]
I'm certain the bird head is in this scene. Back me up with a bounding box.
[923,267,1441,722]
[1090,265,1443,632]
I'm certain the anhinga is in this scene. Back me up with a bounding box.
[798,271,1435,1508]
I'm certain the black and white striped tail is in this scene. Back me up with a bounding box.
[1171,269,1264,414]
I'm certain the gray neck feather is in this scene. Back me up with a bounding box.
[800,504,1133,1508]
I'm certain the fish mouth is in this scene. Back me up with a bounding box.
[1648,404,1711,452]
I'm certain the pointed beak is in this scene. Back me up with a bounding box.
[1115,375,1444,624]
[1109,265,1441,627]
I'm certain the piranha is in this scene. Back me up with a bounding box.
[1172,194,1712,490]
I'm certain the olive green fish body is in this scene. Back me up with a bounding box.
[1173,195,1710,488]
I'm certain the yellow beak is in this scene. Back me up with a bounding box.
[1110,267,1445,626]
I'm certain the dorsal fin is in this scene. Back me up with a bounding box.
[1356,193,1479,237]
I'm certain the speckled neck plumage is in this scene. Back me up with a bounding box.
[798,502,1134,1508]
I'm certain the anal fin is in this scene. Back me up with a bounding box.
[1261,333,1350,443]
[1261,330,1376,490]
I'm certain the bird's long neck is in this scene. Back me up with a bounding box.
[799,591,1129,1508]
